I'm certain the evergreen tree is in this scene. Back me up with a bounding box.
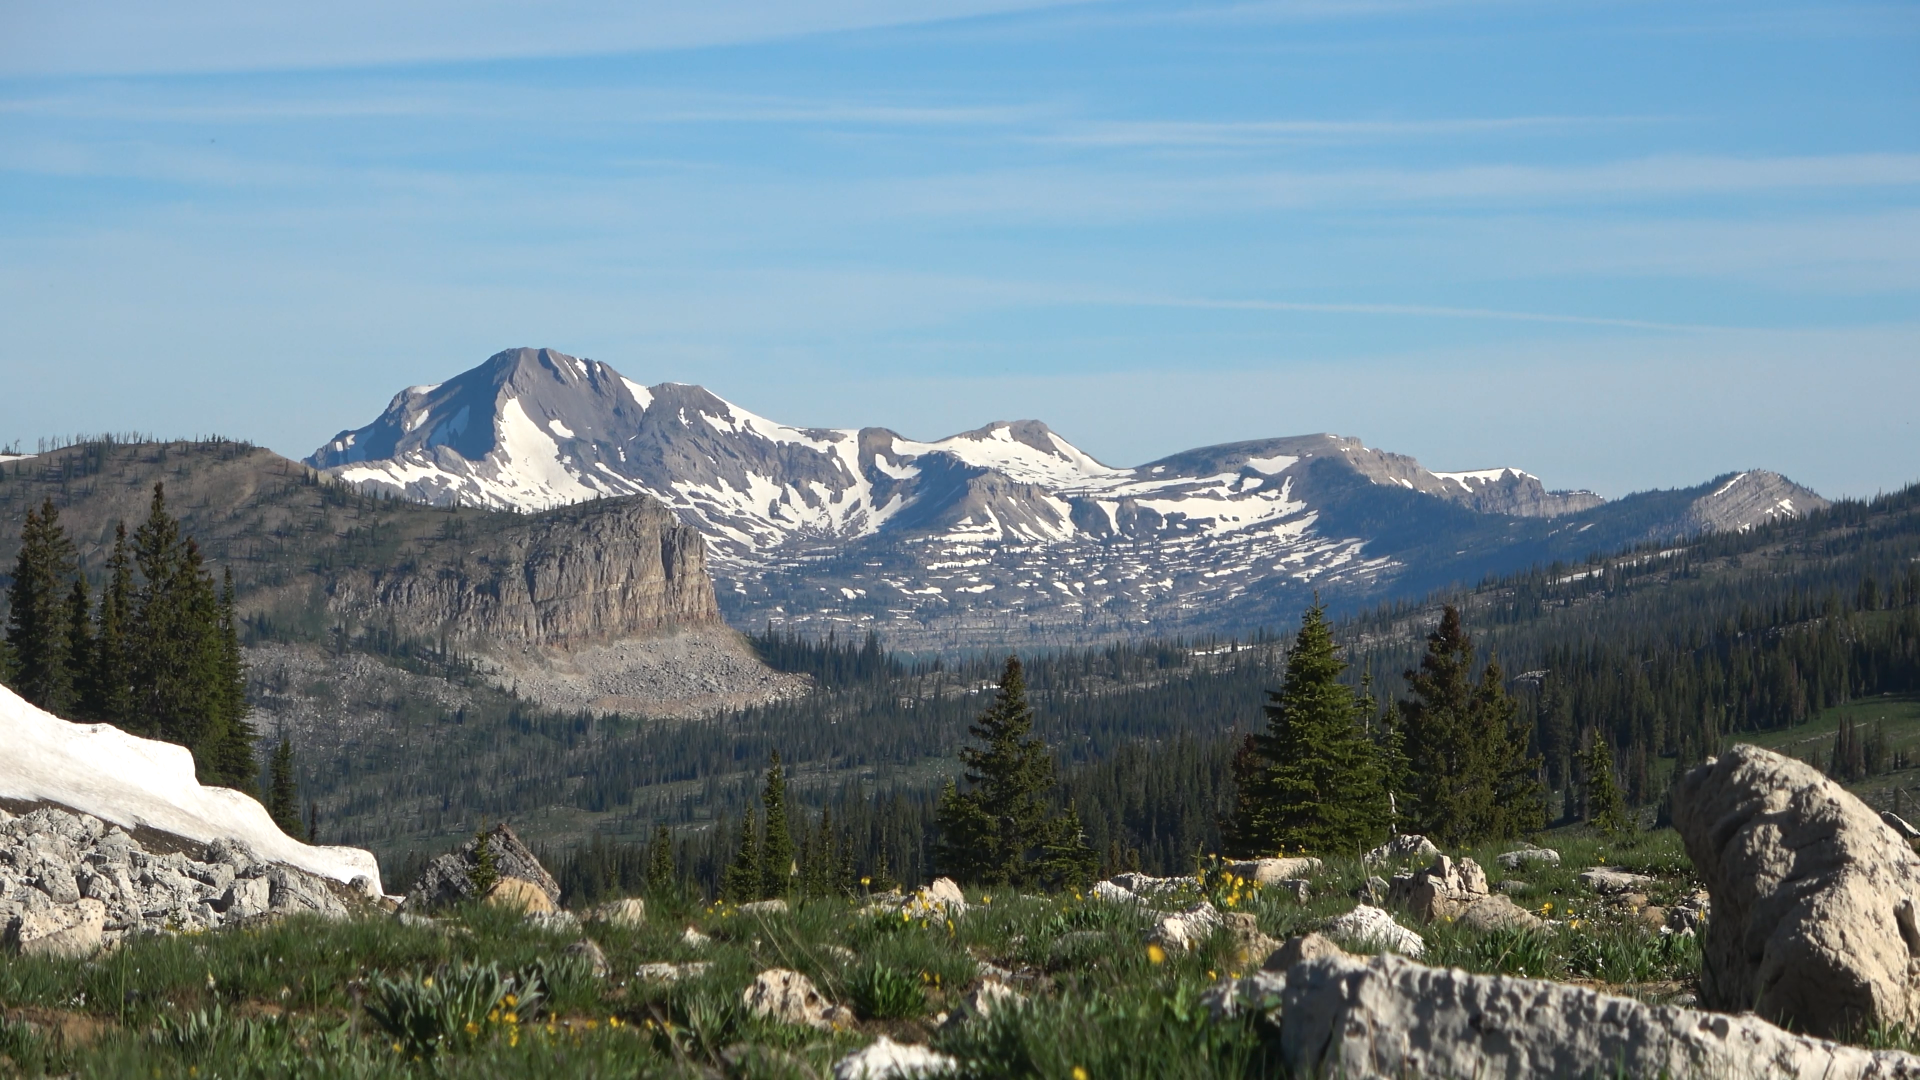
[647,823,677,895]
[469,828,499,895]
[1476,656,1547,839]
[208,569,257,793]
[64,575,94,715]
[1399,606,1544,846]
[266,734,302,836]
[1584,733,1630,836]
[5,499,79,713]
[1226,602,1389,856]
[759,752,795,900]
[87,523,135,726]
[721,811,760,903]
[933,656,1094,888]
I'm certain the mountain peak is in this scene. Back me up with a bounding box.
[310,348,1826,648]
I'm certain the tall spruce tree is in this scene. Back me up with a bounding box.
[647,824,677,895]
[1399,606,1545,846]
[721,811,760,903]
[87,523,136,726]
[1225,602,1389,856]
[209,570,257,793]
[1584,732,1630,836]
[934,656,1095,888]
[759,752,795,900]
[5,499,80,713]
[1476,655,1546,839]
[64,575,94,715]
[266,735,303,836]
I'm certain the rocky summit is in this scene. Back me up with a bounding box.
[311,347,1827,649]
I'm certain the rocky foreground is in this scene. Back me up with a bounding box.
[8,743,1920,1079]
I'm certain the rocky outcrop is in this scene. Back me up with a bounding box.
[0,806,351,955]
[1672,743,1920,1039]
[1388,855,1546,931]
[1208,946,1920,1079]
[325,497,718,651]
[403,823,560,911]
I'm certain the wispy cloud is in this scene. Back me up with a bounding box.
[1042,115,1654,148]
[0,0,1103,77]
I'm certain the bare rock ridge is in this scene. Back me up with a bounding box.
[310,347,1829,649]
[322,497,718,650]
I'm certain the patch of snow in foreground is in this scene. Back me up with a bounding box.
[0,683,383,895]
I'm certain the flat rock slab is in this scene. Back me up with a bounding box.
[1577,868,1654,895]
[1212,948,1920,1080]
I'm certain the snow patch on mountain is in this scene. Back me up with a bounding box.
[0,684,383,893]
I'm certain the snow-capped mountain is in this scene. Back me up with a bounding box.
[311,348,1826,648]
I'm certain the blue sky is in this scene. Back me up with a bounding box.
[1,0,1915,498]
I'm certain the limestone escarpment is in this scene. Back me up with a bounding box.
[323,496,720,650]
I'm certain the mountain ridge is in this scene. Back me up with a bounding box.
[310,347,1826,648]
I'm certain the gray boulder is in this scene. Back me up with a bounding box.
[1210,947,1920,1079]
[402,823,560,910]
[1672,744,1920,1039]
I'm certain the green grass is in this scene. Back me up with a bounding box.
[0,832,1711,1078]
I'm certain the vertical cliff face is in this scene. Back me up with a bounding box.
[324,498,720,649]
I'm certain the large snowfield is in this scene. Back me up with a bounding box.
[0,683,383,894]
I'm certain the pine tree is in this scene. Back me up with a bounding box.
[1585,733,1630,836]
[266,735,302,836]
[5,499,80,713]
[721,811,760,903]
[1399,606,1545,846]
[759,752,795,900]
[1226,602,1389,856]
[647,824,677,895]
[933,656,1094,888]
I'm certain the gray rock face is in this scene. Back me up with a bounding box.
[322,496,719,651]
[1672,743,1920,1039]
[0,806,349,955]
[403,823,559,911]
[1212,948,1920,1080]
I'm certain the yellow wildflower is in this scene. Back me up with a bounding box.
[422,976,433,987]
[464,1021,480,1036]
[504,993,518,1007]
[1073,1067,1090,1080]
[504,1012,519,1024]
[1147,943,1167,965]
